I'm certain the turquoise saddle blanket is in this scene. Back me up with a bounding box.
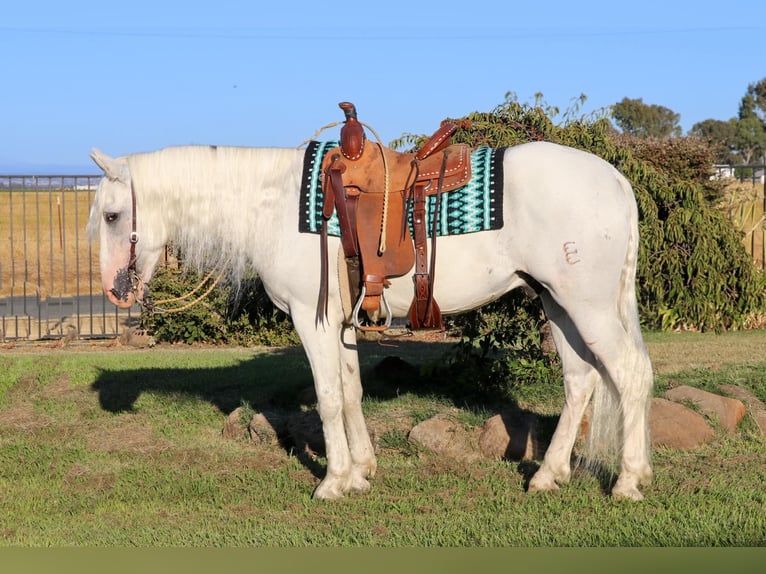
[299,141,505,238]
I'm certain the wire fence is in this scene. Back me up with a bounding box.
[1,175,138,342]
[3,164,765,342]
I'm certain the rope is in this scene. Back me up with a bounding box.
[145,264,227,314]
[357,122,390,254]
[296,121,343,149]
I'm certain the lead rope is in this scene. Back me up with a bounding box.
[144,263,228,314]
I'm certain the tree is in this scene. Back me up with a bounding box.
[741,78,766,122]
[735,78,766,164]
[611,97,682,138]
[447,94,765,331]
[734,115,766,164]
[689,118,738,164]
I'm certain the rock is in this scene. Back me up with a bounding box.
[479,411,546,461]
[408,414,482,463]
[119,327,155,348]
[650,398,714,449]
[664,385,746,432]
[249,411,288,446]
[222,407,250,440]
[718,384,766,437]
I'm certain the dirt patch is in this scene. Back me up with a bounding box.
[84,414,174,455]
[0,401,55,432]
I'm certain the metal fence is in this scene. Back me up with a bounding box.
[1,175,138,342]
[3,165,765,343]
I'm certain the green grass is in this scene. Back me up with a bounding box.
[1,334,765,546]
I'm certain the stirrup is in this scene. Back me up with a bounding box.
[352,284,392,332]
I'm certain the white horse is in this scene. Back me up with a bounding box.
[87,141,653,501]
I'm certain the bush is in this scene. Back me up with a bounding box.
[141,266,300,347]
[142,92,765,399]
[441,291,561,403]
[414,93,766,392]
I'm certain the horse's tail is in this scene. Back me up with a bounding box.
[584,172,653,476]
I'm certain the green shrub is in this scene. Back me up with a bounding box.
[142,92,765,403]
[141,266,300,347]
[408,93,765,393]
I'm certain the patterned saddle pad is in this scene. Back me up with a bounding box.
[299,141,506,238]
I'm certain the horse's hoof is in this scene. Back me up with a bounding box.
[350,476,371,494]
[527,471,560,494]
[611,476,645,501]
[313,477,348,500]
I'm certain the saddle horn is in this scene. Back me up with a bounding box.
[339,102,365,161]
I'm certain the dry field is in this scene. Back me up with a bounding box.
[1,187,101,298]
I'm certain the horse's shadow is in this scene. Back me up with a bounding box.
[89,339,567,488]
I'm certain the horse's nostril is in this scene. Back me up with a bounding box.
[110,287,123,300]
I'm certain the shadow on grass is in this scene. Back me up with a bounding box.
[89,338,560,484]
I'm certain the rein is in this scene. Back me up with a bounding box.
[126,181,225,314]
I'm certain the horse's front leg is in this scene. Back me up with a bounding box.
[339,324,377,491]
[291,309,358,499]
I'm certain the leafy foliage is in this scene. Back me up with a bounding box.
[141,266,300,346]
[689,118,739,164]
[145,91,765,375]
[413,92,765,389]
[691,77,766,165]
[443,291,561,403]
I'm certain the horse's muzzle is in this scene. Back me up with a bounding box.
[107,267,138,308]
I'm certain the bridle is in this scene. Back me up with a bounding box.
[127,180,141,294]
[121,180,225,314]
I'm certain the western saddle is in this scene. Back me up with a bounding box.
[317,102,472,332]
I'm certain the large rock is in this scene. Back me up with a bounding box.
[222,407,250,440]
[250,411,288,446]
[664,385,746,432]
[650,398,714,449]
[408,414,482,463]
[478,411,546,461]
[718,384,766,437]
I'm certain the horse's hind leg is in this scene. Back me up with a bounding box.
[560,302,653,500]
[528,293,600,493]
[592,323,653,500]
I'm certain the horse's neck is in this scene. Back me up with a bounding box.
[137,146,303,271]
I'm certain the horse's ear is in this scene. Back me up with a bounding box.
[90,148,128,182]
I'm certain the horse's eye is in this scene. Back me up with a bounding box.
[104,212,119,224]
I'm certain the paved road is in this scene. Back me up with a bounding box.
[0,294,130,318]
[0,294,138,340]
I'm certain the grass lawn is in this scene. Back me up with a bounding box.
[0,330,765,546]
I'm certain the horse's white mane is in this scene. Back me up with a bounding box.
[94,145,303,289]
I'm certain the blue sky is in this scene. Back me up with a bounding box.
[2,0,764,173]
